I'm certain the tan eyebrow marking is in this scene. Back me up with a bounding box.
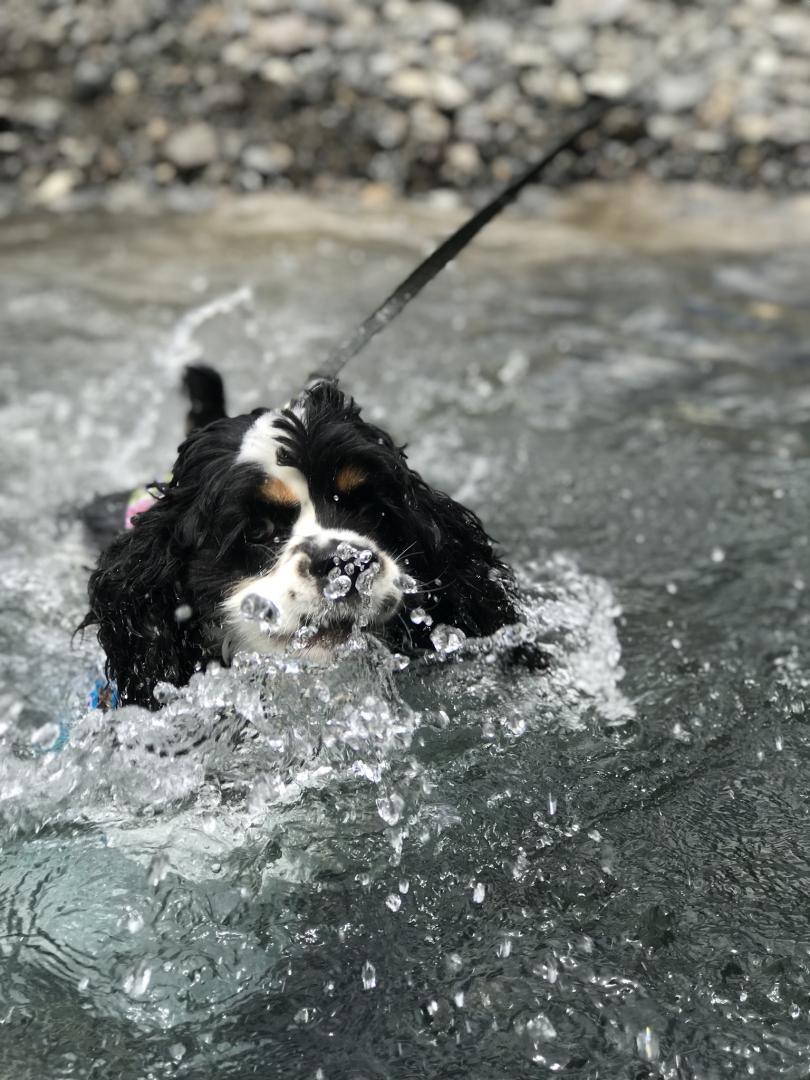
[335,464,369,494]
[260,477,300,507]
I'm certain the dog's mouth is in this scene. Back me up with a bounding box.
[289,592,401,652]
[291,617,356,650]
[230,552,407,659]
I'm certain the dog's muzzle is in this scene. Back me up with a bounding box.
[293,537,382,604]
[224,529,404,657]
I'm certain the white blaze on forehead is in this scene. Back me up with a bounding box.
[237,410,315,523]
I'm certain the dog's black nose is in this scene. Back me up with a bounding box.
[294,538,380,594]
[308,544,344,581]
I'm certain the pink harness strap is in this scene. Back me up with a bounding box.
[124,489,157,530]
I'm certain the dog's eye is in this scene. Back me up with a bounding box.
[245,518,276,545]
[246,499,299,546]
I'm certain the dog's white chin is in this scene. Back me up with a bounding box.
[223,613,388,664]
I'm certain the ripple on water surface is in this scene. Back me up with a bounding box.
[1,199,809,1078]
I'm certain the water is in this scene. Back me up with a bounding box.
[1,189,810,1078]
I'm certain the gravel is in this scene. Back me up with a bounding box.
[1,0,808,212]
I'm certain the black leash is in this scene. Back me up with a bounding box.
[314,98,612,382]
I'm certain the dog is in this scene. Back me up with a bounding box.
[78,112,613,709]
[80,366,524,708]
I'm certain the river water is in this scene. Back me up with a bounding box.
[1,186,809,1079]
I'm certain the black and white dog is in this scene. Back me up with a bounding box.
[80,368,522,708]
[79,114,610,708]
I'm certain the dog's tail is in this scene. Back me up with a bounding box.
[182,364,227,433]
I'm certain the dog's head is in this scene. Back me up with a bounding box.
[84,380,517,707]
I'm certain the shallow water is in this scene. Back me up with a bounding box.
[1,190,810,1079]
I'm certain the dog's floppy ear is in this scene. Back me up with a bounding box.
[397,471,519,642]
[79,484,207,709]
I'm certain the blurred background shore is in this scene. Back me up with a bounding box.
[1,0,808,216]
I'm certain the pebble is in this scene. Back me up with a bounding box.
[163,122,219,170]
[389,69,470,111]
[242,142,294,174]
[582,70,632,99]
[655,74,708,113]
[2,0,807,210]
[34,169,78,204]
[251,14,326,55]
[410,102,451,143]
[444,141,481,178]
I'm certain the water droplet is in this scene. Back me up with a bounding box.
[169,1043,186,1062]
[146,852,170,888]
[389,653,410,671]
[665,582,678,595]
[711,546,726,563]
[152,681,176,704]
[636,1026,659,1061]
[548,794,557,816]
[356,548,373,565]
[293,624,319,647]
[336,541,359,561]
[123,961,152,997]
[323,574,352,600]
[399,879,409,894]
[472,882,485,904]
[445,952,462,974]
[361,960,376,989]
[397,573,419,594]
[454,990,465,1007]
[174,603,193,623]
[430,624,466,656]
[386,894,402,912]
[527,1013,556,1041]
[126,913,144,934]
[498,938,513,958]
[343,561,355,575]
[240,593,280,629]
[30,722,61,749]
[356,564,380,596]
[409,606,433,627]
[376,792,405,826]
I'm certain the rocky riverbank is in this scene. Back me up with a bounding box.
[1,0,808,213]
